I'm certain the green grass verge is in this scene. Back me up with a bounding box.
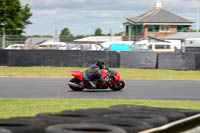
[0,98,200,119]
[0,66,200,80]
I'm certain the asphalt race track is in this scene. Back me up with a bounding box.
[0,77,200,100]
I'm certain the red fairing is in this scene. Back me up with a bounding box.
[110,72,122,83]
[101,70,122,83]
[70,71,83,81]
[115,72,122,82]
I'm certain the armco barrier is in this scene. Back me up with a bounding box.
[120,51,158,69]
[158,53,197,70]
[196,53,200,70]
[0,50,8,66]
[1,50,200,70]
[82,51,120,68]
[186,47,200,52]
[7,50,83,67]
[2,50,119,67]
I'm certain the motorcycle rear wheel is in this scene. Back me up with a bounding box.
[69,78,84,91]
[109,80,125,91]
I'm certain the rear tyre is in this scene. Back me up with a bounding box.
[109,80,125,91]
[68,78,84,91]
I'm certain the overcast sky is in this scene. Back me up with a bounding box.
[20,0,200,36]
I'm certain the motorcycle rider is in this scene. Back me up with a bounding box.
[82,60,109,89]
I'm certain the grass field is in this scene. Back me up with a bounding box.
[0,67,200,118]
[0,66,200,80]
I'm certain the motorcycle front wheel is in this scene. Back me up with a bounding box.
[109,80,125,91]
[68,78,84,91]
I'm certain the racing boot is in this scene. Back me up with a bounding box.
[88,81,96,89]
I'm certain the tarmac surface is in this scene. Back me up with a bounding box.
[0,77,200,100]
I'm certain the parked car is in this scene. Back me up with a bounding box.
[39,42,67,50]
[5,44,25,50]
[134,41,176,53]
[100,41,134,51]
[110,44,132,51]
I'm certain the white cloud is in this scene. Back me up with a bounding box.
[20,0,200,35]
[42,0,87,6]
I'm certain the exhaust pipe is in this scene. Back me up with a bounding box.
[68,82,81,88]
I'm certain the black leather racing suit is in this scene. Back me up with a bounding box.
[82,64,105,89]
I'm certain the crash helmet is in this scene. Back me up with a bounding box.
[96,60,105,69]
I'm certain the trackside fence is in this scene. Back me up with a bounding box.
[0,50,200,70]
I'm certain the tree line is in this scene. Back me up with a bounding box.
[59,27,122,42]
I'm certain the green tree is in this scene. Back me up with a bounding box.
[60,28,71,36]
[94,28,103,36]
[59,27,74,42]
[0,0,32,35]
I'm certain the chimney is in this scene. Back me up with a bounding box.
[155,0,162,8]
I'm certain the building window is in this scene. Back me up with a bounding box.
[148,25,159,32]
[137,25,144,33]
[159,26,170,32]
[148,25,153,32]
[155,25,159,32]
[177,25,188,32]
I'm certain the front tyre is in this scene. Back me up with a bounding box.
[68,78,84,91]
[109,80,125,91]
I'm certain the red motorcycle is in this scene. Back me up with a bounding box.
[68,68,125,91]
